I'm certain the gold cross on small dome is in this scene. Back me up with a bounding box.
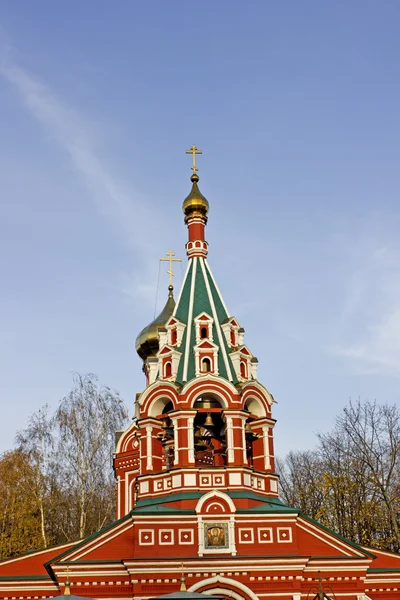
[160,249,182,288]
[186,144,202,174]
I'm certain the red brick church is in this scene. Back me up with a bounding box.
[1,148,399,599]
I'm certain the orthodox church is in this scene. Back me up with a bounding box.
[1,148,400,600]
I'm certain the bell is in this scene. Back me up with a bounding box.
[161,417,169,429]
[204,412,214,427]
[245,421,252,434]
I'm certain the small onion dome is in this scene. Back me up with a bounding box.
[135,286,175,361]
[182,173,209,222]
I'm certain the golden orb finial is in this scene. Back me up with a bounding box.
[183,145,209,220]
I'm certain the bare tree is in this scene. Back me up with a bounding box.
[335,399,400,551]
[15,406,54,548]
[55,373,128,539]
[279,399,400,552]
[277,450,326,520]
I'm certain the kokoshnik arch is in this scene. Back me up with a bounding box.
[1,148,400,599]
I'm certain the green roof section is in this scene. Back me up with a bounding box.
[298,511,376,559]
[172,257,238,385]
[44,511,132,568]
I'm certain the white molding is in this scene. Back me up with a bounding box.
[258,527,273,543]
[203,260,230,316]
[159,529,174,545]
[199,258,233,381]
[172,260,191,317]
[189,575,259,600]
[239,527,254,544]
[196,490,236,514]
[179,528,194,544]
[277,526,293,543]
[139,529,154,545]
[183,257,197,381]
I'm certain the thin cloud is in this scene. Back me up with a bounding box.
[331,240,400,376]
[0,58,150,249]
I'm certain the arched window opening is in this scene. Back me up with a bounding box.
[230,329,236,345]
[201,357,211,372]
[171,328,177,345]
[162,401,174,414]
[164,362,172,378]
[201,326,208,339]
[240,361,247,378]
[193,399,225,467]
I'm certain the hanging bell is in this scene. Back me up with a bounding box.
[204,412,214,427]
[161,417,169,429]
[245,421,252,434]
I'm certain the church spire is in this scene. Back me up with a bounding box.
[183,145,209,258]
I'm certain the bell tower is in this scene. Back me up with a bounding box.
[114,148,278,518]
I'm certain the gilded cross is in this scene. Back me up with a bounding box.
[160,249,182,287]
[186,145,202,174]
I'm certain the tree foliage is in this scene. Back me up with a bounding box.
[0,374,128,559]
[278,399,400,552]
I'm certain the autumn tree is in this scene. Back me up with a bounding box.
[278,399,400,552]
[7,373,129,556]
[333,399,400,551]
[0,449,44,559]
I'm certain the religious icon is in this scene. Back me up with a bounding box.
[205,523,228,549]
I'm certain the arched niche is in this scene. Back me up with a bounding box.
[244,396,266,418]
[148,396,175,418]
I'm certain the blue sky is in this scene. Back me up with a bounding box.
[1,1,400,457]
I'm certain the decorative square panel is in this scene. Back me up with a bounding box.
[159,529,174,545]
[184,473,197,487]
[277,527,292,543]
[212,473,225,487]
[200,476,211,486]
[238,528,254,544]
[155,480,163,490]
[139,529,154,545]
[258,527,273,543]
[139,480,149,494]
[270,480,278,492]
[179,529,194,544]
[172,474,182,488]
[228,472,241,486]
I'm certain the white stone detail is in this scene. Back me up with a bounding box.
[228,472,241,486]
[139,480,149,494]
[172,474,182,488]
[184,473,197,487]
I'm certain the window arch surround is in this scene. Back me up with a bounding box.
[148,396,176,418]
[244,397,266,418]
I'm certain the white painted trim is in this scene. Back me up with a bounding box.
[172,259,191,317]
[277,526,293,543]
[188,415,195,463]
[139,529,155,545]
[183,257,197,381]
[239,527,254,544]
[196,490,236,513]
[263,424,271,470]
[200,258,233,381]
[146,424,153,470]
[204,260,230,316]
[189,575,259,600]
[225,415,234,464]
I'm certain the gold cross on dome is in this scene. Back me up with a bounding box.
[160,249,182,287]
[186,145,202,174]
